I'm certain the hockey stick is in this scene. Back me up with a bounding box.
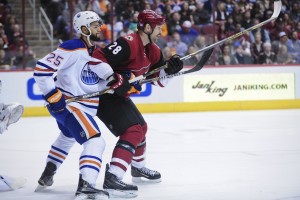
[140,48,214,84]
[65,48,214,104]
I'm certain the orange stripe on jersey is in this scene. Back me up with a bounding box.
[34,66,55,72]
[80,160,101,168]
[69,106,98,138]
[49,150,66,160]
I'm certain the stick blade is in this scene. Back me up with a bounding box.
[185,48,214,74]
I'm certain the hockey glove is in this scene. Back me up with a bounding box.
[127,73,142,95]
[44,88,66,113]
[165,54,183,75]
[106,73,131,96]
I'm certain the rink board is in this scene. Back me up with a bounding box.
[1,65,300,116]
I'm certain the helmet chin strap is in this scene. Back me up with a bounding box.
[142,23,154,44]
[81,27,93,46]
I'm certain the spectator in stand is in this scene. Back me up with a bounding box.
[162,46,173,60]
[249,18,270,43]
[0,23,8,49]
[216,44,237,65]
[118,20,134,37]
[216,22,228,42]
[289,2,300,24]
[4,15,18,45]
[233,41,253,64]
[272,31,290,55]
[166,31,188,57]
[259,42,277,64]
[183,45,199,66]
[170,0,182,13]
[295,22,300,39]
[241,9,253,29]
[231,2,243,24]
[192,1,210,26]
[179,1,193,23]
[213,1,228,26]
[224,15,236,36]
[250,32,264,64]
[24,49,37,69]
[178,20,198,46]
[166,11,182,36]
[0,49,10,69]
[287,30,300,63]
[276,45,293,64]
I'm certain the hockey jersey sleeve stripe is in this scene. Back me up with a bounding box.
[77,102,99,109]
[33,72,54,77]
[34,67,54,72]
[36,61,56,71]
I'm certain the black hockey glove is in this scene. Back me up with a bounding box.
[165,54,183,75]
[44,88,66,113]
[107,73,131,96]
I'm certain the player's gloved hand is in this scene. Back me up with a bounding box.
[165,54,183,75]
[127,73,142,95]
[44,88,66,113]
[107,73,131,96]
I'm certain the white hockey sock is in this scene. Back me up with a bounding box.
[80,137,105,186]
[46,132,76,169]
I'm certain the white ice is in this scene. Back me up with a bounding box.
[1,109,300,200]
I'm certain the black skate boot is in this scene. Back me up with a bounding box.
[35,162,57,192]
[131,166,161,183]
[75,174,109,200]
[103,164,138,198]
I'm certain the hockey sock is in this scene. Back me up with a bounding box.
[46,132,76,169]
[109,124,145,179]
[80,137,105,186]
[132,139,146,168]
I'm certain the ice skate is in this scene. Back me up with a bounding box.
[75,174,109,200]
[103,164,138,198]
[35,162,56,192]
[131,166,161,183]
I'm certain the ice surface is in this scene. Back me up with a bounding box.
[1,109,300,200]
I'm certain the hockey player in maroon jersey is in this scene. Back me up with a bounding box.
[93,10,183,198]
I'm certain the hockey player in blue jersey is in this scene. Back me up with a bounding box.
[33,11,131,200]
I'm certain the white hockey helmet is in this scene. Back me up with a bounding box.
[73,11,103,35]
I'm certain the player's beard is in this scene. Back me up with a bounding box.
[90,33,100,42]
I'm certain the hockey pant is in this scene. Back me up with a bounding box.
[46,105,105,185]
[97,94,147,179]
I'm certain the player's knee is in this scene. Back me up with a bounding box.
[83,136,106,155]
[120,124,145,147]
[142,122,147,135]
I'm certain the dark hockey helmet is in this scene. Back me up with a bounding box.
[137,10,165,30]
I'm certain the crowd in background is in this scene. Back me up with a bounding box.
[1,0,300,70]
[0,0,36,70]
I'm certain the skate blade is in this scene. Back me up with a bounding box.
[105,189,137,198]
[75,193,109,200]
[132,177,161,184]
[34,184,47,192]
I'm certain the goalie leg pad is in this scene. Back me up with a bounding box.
[5,103,24,125]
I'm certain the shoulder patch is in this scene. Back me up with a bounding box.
[124,35,133,41]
